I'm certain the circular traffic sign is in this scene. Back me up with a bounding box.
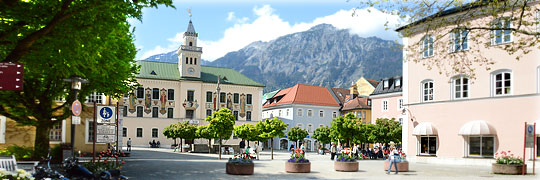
[72,100,82,116]
[99,107,113,119]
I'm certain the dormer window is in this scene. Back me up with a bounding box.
[383,80,389,89]
[150,71,157,75]
[395,79,401,87]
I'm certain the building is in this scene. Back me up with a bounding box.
[262,84,341,151]
[121,20,265,148]
[398,3,540,165]
[369,76,404,124]
[350,77,379,97]
[341,96,372,124]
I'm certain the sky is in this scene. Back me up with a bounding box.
[130,0,402,61]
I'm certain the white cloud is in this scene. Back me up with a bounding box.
[140,5,401,61]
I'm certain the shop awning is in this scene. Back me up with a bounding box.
[458,120,495,136]
[412,122,438,136]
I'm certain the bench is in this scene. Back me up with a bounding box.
[0,155,18,173]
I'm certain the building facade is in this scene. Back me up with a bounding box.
[399,3,540,165]
[369,76,404,124]
[350,77,379,97]
[341,96,372,124]
[122,20,264,148]
[262,84,341,151]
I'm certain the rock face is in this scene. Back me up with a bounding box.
[145,24,402,92]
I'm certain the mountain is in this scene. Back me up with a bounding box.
[145,24,402,92]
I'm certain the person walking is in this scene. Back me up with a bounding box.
[386,146,399,175]
[255,142,262,160]
[300,143,305,155]
[127,138,132,152]
[330,143,337,160]
[239,140,246,153]
[352,144,359,159]
[337,143,343,156]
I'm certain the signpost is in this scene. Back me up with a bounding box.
[93,104,120,164]
[0,62,23,91]
[523,122,537,175]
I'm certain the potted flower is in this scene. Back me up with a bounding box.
[384,152,409,172]
[492,150,525,175]
[226,152,255,175]
[334,148,358,172]
[285,148,310,173]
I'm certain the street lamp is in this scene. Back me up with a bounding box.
[63,76,88,157]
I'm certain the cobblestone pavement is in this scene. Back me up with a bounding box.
[122,147,539,180]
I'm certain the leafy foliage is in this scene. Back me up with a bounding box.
[256,117,287,159]
[330,113,361,146]
[196,125,215,140]
[313,126,332,145]
[288,148,309,163]
[233,124,259,142]
[287,127,308,145]
[495,150,523,165]
[370,118,402,144]
[0,145,33,160]
[206,108,236,140]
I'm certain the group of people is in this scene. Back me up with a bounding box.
[329,142,400,161]
[288,142,306,155]
[149,139,161,148]
[239,140,262,159]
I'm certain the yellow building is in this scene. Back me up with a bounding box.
[349,77,379,97]
[341,96,373,124]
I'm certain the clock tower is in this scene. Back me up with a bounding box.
[178,20,202,78]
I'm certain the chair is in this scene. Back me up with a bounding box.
[0,155,18,173]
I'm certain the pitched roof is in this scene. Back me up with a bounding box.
[262,89,280,101]
[185,20,198,36]
[263,84,340,108]
[342,96,371,111]
[365,78,380,88]
[135,61,264,87]
[331,88,350,105]
[370,76,402,96]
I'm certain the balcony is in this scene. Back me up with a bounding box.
[183,99,199,110]
[180,45,202,52]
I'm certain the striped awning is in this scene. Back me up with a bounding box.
[458,120,496,136]
[412,122,438,136]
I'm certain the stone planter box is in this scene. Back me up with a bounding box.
[285,162,310,173]
[226,162,254,175]
[492,163,526,175]
[334,161,358,172]
[384,160,409,172]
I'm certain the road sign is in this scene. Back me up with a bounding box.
[97,125,116,135]
[97,106,116,123]
[526,124,535,148]
[72,100,82,116]
[96,134,116,143]
[0,62,23,91]
[72,116,81,125]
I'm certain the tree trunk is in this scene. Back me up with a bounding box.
[208,139,211,154]
[218,137,222,160]
[33,122,51,159]
[270,138,274,160]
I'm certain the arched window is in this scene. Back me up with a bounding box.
[307,124,313,133]
[421,79,434,102]
[185,57,188,64]
[491,69,512,96]
[194,58,197,65]
[190,57,193,64]
[452,75,469,99]
[297,123,304,130]
[189,42,193,46]
[422,35,434,58]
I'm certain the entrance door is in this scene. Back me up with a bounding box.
[280,139,288,150]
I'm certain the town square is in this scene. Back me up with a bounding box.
[0,0,539,179]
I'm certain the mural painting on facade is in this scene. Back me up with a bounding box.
[183,100,199,110]
[128,94,136,113]
[239,94,246,117]
[159,88,167,114]
[212,92,218,110]
[226,93,233,109]
[144,88,152,114]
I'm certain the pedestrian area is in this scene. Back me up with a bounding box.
[122,147,538,180]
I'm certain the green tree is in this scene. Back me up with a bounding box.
[206,108,235,160]
[178,122,197,152]
[0,0,173,158]
[371,118,402,146]
[163,123,180,146]
[233,124,259,146]
[313,126,331,149]
[196,125,215,154]
[287,127,308,149]
[256,117,287,160]
[330,113,361,147]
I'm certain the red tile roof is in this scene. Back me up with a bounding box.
[263,84,340,108]
[342,96,370,111]
[331,88,350,105]
[365,78,380,88]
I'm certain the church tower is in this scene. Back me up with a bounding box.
[178,20,202,78]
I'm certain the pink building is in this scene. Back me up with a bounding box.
[398,4,540,166]
[370,76,404,124]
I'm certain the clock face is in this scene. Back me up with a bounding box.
[188,67,195,75]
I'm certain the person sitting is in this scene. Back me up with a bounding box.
[152,140,157,148]
[149,141,153,148]
[157,141,161,148]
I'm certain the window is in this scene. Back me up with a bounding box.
[233,93,239,104]
[136,128,143,138]
[186,110,194,119]
[152,128,158,138]
[206,91,213,102]
[492,70,512,96]
[383,80,389,88]
[152,107,158,118]
[468,136,494,157]
[88,121,95,142]
[123,106,127,117]
[332,111,337,118]
[422,81,434,102]
[87,92,104,104]
[297,109,303,116]
[319,124,324,128]
[278,110,282,117]
[194,58,197,65]
[398,118,403,125]
[190,57,192,64]
[185,57,188,64]
[152,88,159,99]
[50,123,62,141]
[246,111,251,121]
[422,35,434,58]
[453,76,469,99]
[136,106,143,117]
[450,29,469,52]
[246,94,252,104]
[122,127,127,137]
[220,92,226,103]
[233,111,239,121]
[492,19,512,45]
[382,100,388,112]
[137,87,144,98]
[398,99,403,110]
[206,109,212,117]
[307,124,313,133]
[167,108,173,118]
[286,109,290,116]
[537,136,540,158]
[307,109,313,117]
[187,90,194,101]
[168,89,174,100]
[367,99,371,106]
[319,110,324,118]
[297,123,304,129]
[419,136,436,155]
[395,79,401,87]
[189,42,193,46]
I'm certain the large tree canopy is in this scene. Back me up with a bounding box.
[206,108,235,159]
[0,0,173,158]
[287,126,308,148]
[312,126,331,146]
[256,117,287,160]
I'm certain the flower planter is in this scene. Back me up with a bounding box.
[226,162,254,175]
[492,163,526,175]
[334,161,359,172]
[384,160,409,172]
[285,162,311,173]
